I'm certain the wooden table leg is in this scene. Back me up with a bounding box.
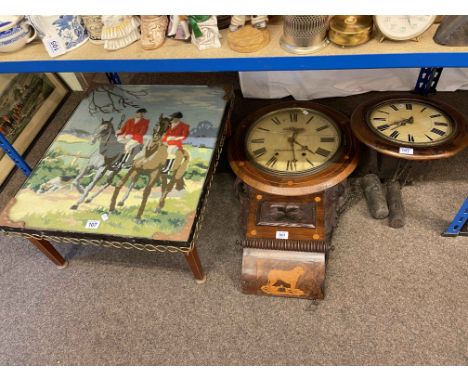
[28,238,69,269]
[184,246,206,284]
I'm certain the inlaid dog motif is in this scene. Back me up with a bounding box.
[260,266,305,296]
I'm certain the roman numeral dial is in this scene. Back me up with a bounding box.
[368,100,454,146]
[245,107,342,175]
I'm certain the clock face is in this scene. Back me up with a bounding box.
[375,15,436,40]
[245,108,342,175]
[367,100,456,146]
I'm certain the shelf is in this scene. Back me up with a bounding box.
[0,25,467,73]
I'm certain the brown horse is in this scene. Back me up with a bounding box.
[109,114,190,221]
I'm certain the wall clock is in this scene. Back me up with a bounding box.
[229,101,360,299]
[351,93,468,160]
[374,15,436,42]
[352,93,467,231]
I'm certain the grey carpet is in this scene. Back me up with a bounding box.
[0,75,467,365]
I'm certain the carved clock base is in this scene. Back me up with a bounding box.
[237,182,347,300]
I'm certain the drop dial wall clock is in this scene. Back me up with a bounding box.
[230,101,359,196]
[374,15,436,41]
[229,101,360,300]
[351,94,468,160]
[245,108,342,176]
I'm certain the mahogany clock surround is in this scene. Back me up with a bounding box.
[351,93,468,160]
[229,100,360,196]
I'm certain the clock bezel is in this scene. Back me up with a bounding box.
[229,101,360,196]
[374,15,436,41]
[365,98,457,147]
[351,93,468,160]
[245,107,344,177]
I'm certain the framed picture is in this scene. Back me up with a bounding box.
[0,73,68,186]
[0,85,229,247]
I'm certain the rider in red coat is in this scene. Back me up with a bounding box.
[161,111,190,173]
[116,108,149,145]
[116,108,149,167]
[161,111,189,150]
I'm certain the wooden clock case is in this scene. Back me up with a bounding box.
[229,100,360,299]
[351,93,468,160]
[351,92,468,229]
[229,101,359,196]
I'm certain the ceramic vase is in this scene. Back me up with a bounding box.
[26,15,88,57]
[140,15,168,50]
[191,16,221,50]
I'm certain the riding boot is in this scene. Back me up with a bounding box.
[119,153,130,168]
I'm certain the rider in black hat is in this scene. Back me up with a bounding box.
[160,111,190,173]
[169,111,183,119]
[116,108,150,167]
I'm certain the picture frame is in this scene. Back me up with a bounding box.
[0,73,68,186]
[0,85,230,247]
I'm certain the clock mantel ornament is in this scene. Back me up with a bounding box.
[374,15,436,42]
[229,101,360,299]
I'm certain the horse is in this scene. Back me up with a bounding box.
[70,117,127,210]
[109,114,190,221]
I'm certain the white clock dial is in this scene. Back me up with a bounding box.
[375,15,436,40]
[245,108,342,175]
[367,100,455,146]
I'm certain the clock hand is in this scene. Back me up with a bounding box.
[288,131,298,169]
[389,116,414,130]
[265,130,301,136]
[407,15,414,27]
[292,139,316,155]
[387,118,407,128]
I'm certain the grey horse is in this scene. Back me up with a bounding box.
[70,117,130,210]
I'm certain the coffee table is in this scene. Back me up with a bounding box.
[0,85,232,282]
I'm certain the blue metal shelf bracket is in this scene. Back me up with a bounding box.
[0,131,32,176]
[106,72,122,84]
[415,67,444,95]
[442,198,468,237]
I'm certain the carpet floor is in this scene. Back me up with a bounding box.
[0,74,466,365]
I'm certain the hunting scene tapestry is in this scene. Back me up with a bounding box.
[0,85,228,243]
